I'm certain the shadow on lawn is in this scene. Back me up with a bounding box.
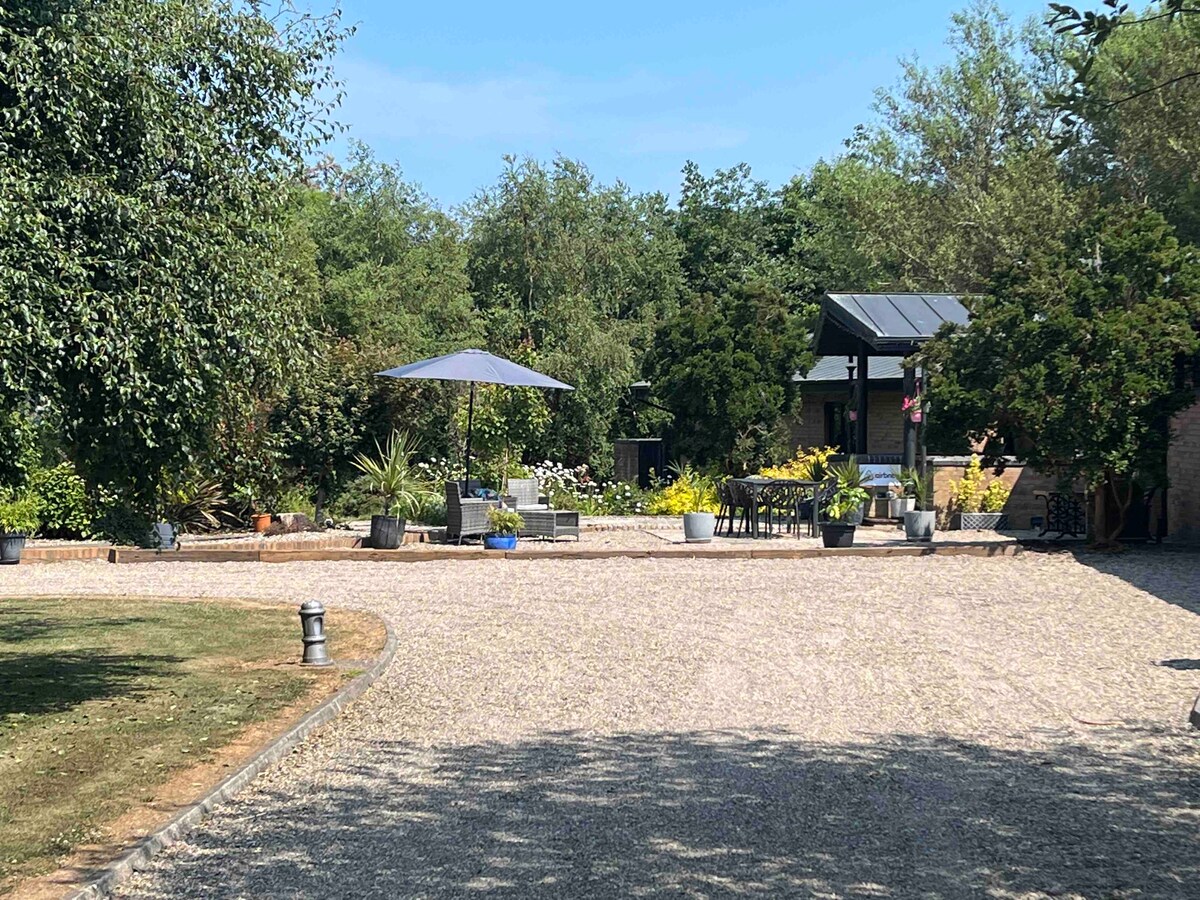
[0,611,153,645]
[0,650,180,719]
[110,728,1200,899]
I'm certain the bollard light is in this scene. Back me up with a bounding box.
[299,600,332,667]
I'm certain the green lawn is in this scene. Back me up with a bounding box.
[0,597,373,893]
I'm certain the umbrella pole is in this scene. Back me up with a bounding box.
[464,381,475,492]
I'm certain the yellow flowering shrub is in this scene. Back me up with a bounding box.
[645,467,718,515]
[759,445,839,481]
[949,455,1010,514]
[980,479,1012,513]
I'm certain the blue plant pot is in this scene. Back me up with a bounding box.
[484,534,517,550]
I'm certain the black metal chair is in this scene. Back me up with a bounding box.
[723,480,753,536]
[761,482,805,536]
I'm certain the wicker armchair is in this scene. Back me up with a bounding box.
[505,478,549,510]
[444,481,497,544]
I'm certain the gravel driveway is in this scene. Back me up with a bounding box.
[5,551,1200,898]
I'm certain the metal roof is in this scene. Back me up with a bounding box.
[793,355,905,384]
[813,292,969,356]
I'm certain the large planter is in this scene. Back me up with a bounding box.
[484,534,517,550]
[683,512,717,543]
[889,497,916,518]
[370,515,405,549]
[821,523,856,548]
[0,533,26,565]
[955,512,1008,531]
[903,510,936,542]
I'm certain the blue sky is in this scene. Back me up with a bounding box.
[325,0,1052,206]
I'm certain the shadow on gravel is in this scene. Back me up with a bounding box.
[1070,547,1200,618]
[113,728,1200,899]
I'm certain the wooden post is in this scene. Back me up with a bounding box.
[855,343,869,456]
[902,364,917,470]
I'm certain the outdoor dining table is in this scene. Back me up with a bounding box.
[729,476,822,539]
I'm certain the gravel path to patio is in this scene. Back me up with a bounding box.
[4,551,1199,898]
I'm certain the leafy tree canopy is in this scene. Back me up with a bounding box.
[0,0,346,505]
[921,204,1200,540]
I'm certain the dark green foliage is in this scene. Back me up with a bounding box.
[649,281,811,472]
[922,204,1200,540]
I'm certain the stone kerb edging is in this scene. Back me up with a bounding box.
[66,614,399,900]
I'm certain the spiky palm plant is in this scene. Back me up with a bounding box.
[352,430,434,519]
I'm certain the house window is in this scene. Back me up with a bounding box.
[824,402,848,451]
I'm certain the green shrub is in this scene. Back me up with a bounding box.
[29,463,95,539]
[412,493,447,527]
[93,496,153,546]
[0,492,40,535]
[487,508,524,535]
[329,475,377,520]
[275,485,315,520]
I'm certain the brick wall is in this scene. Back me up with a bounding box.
[1167,393,1200,543]
[790,389,905,453]
[931,458,1066,531]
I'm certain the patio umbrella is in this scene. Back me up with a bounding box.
[376,349,574,490]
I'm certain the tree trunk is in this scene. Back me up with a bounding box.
[315,480,327,526]
[1094,472,1132,548]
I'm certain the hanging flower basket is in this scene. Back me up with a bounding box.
[902,393,923,424]
[848,410,858,422]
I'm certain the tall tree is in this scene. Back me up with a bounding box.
[840,2,1079,291]
[0,0,346,505]
[466,156,685,469]
[921,204,1200,543]
[649,280,810,472]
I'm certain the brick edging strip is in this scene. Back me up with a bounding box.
[66,614,399,900]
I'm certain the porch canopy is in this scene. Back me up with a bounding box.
[811,292,968,466]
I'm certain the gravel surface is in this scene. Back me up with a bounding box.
[4,551,1199,898]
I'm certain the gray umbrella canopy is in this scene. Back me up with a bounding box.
[376,349,575,490]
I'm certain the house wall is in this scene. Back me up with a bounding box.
[1167,392,1200,543]
[791,389,905,453]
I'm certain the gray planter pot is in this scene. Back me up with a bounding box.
[683,512,716,543]
[370,515,405,549]
[903,510,936,542]
[889,497,916,518]
[0,533,26,565]
[955,512,1008,531]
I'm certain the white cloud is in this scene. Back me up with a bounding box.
[336,58,748,155]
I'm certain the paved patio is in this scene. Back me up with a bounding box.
[3,551,1199,897]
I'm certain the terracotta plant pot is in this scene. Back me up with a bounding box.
[252,513,272,533]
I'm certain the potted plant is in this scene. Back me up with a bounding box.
[668,463,717,543]
[352,430,433,549]
[822,481,870,548]
[828,458,872,525]
[890,467,919,517]
[484,508,524,550]
[0,492,40,564]
[949,455,1011,530]
[903,470,937,542]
